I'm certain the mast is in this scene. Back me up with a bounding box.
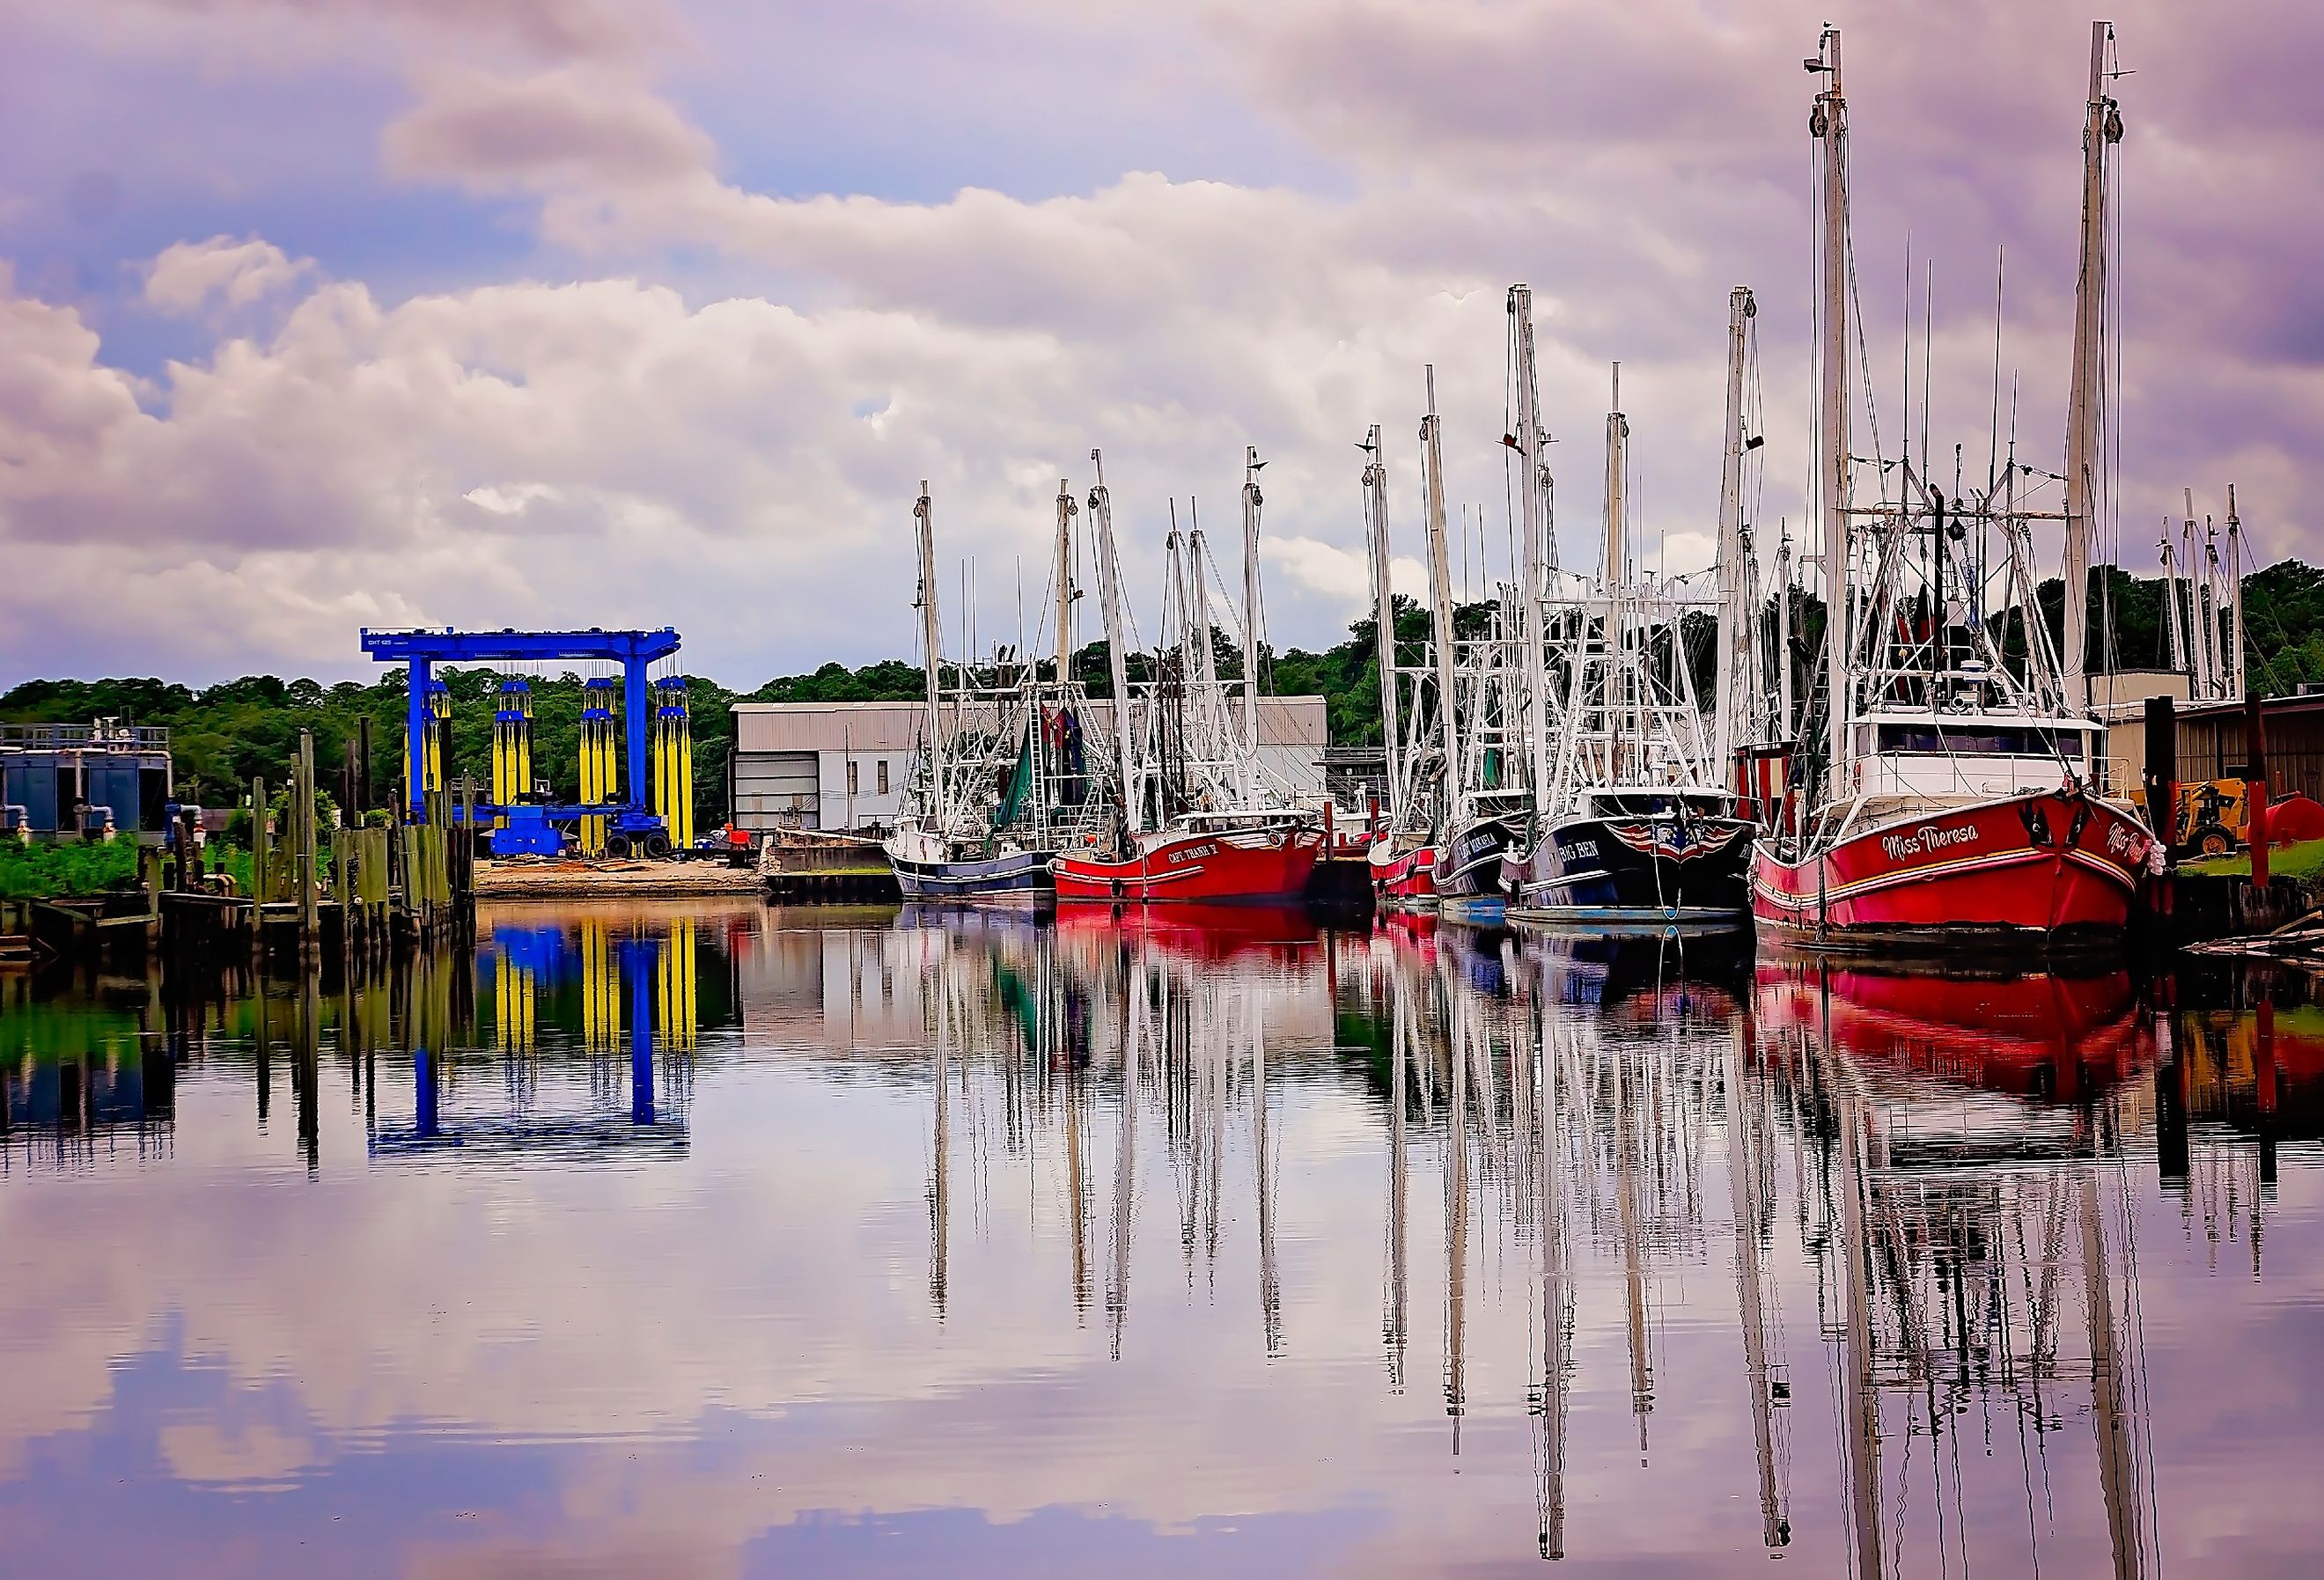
[2227,483,2246,700]
[1775,529,1796,739]
[1511,286,1554,818]
[1365,426,1402,823]
[2158,522,2185,680]
[1241,447,1266,805]
[1604,364,1631,776]
[1423,368,1462,830]
[1089,452,1140,833]
[2063,19,2120,714]
[1055,477,1077,684]
[2194,499,2212,696]
[1603,363,1628,592]
[913,482,945,815]
[1190,512,1217,751]
[2185,491,2213,698]
[1714,286,1758,768]
[1812,25,1852,797]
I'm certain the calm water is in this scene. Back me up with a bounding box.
[3,901,2320,1577]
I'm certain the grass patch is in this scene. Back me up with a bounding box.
[0,839,141,900]
[2177,836,2324,882]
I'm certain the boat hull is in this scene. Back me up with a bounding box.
[1369,844,1439,911]
[888,847,1055,905]
[1433,813,1525,921]
[1506,812,1754,927]
[1752,789,2151,952]
[1053,824,1323,905]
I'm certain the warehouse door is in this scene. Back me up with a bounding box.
[732,752,820,832]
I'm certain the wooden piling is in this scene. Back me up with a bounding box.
[298,729,320,952]
[2245,693,2271,888]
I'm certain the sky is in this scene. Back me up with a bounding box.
[0,0,2317,687]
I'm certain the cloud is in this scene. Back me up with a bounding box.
[113,0,670,62]
[143,234,315,315]
[8,1,2324,685]
[384,67,717,193]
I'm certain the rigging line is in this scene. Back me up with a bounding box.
[1839,142,1888,474]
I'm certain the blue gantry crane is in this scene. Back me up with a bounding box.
[358,627,684,857]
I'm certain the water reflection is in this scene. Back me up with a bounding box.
[0,905,2320,1576]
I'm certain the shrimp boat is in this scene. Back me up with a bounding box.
[1506,290,1755,928]
[1052,450,1324,906]
[886,481,1114,904]
[1751,25,2152,952]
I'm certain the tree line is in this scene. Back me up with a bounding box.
[7,562,2314,826]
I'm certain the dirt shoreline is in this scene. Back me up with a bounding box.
[474,861,766,900]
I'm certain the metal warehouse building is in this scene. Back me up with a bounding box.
[729,696,1330,836]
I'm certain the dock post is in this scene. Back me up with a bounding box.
[2244,693,2270,888]
[250,775,269,962]
[357,715,373,818]
[2144,694,2178,936]
[298,730,320,954]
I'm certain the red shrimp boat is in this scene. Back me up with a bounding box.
[1754,772,2151,952]
[1756,26,2153,952]
[1052,811,1322,905]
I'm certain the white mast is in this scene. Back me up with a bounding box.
[1603,363,1628,592]
[2158,521,2186,680]
[1189,508,1218,776]
[2201,501,2225,702]
[1055,478,1077,683]
[2186,490,2215,698]
[1240,446,1266,805]
[1714,285,1758,768]
[2063,19,2120,713]
[1812,26,1851,797]
[913,482,945,813]
[1775,527,1796,738]
[1510,285,1553,818]
[1604,363,1630,774]
[2227,482,2246,701]
[1089,451,1140,833]
[1364,425,1402,821]
[1423,368,1461,830]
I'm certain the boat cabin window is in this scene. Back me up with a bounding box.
[1874,724,2085,761]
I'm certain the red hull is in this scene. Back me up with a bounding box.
[1054,824,1323,904]
[1753,789,2151,948]
[1369,845,1438,908]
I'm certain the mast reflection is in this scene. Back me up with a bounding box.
[1755,956,2159,1580]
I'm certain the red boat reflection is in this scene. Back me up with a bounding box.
[1051,901,1320,962]
[1754,959,2151,1104]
